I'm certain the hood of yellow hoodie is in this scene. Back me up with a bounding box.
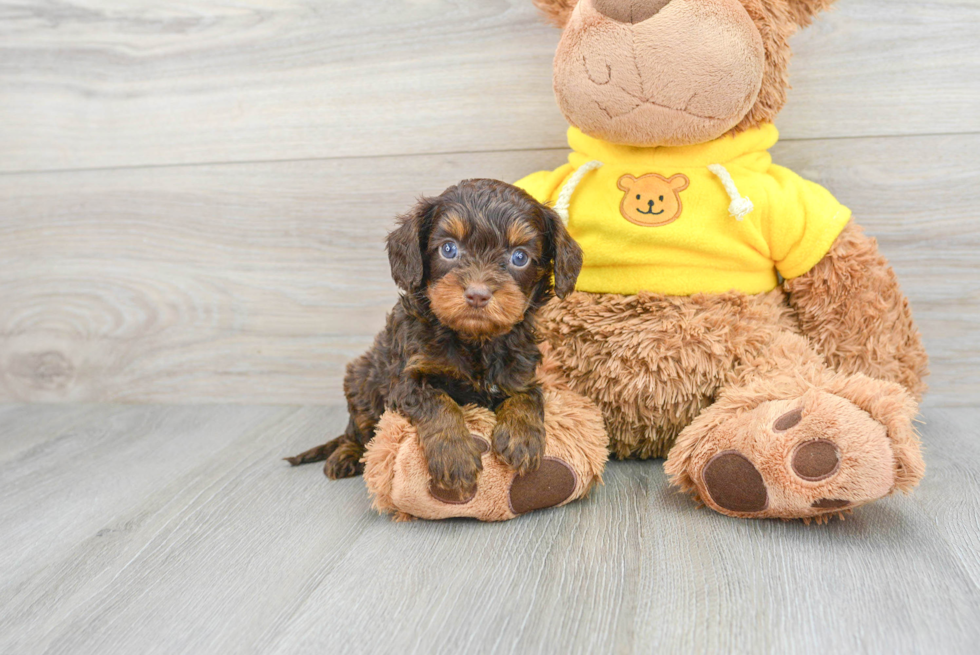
[566,123,779,171]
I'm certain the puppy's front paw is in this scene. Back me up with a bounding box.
[493,413,545,475]
[424,429,484,496]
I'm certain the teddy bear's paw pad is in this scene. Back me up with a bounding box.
[791,439,840,481]
[702,451,768,513]
[509,457,577,515]
[426,436,489,505]
[773,408,803,432]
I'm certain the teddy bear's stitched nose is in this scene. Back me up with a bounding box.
[593,0,672,24]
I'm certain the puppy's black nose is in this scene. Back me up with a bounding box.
[464,285,492,309]
[593,0,671,24]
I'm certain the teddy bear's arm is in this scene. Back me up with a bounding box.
[784,220,928,400]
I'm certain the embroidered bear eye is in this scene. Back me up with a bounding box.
[510,249,529,268]
[440,241,458,259]
[659,195,664,201]
[636,194,641,200]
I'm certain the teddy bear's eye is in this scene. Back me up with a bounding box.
[659,195,664,201]
[636,194,641,200]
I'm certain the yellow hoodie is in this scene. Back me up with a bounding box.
[515,124,850,296]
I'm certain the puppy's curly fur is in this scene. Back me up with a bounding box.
[286,179,583,496]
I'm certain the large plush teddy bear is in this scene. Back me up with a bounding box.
[517,0,928,521]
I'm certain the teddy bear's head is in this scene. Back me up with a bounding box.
[534,0,836,147]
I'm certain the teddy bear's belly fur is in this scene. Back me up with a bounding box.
[539,289,799,459]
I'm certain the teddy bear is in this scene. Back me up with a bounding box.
[515,0,929,521]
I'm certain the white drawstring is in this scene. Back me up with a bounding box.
[707,163,754,221]
[554,160,604,224]
[555,160,752,223]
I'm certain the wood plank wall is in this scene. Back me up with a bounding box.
[0,0,977,405]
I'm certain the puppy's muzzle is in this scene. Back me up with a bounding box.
[464,284,492,309]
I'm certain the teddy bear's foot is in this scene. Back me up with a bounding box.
[362,387,607,521]
[422,433,579,513]
[665,377,924,521]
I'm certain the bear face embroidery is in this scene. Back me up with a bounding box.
[617,173,690,227]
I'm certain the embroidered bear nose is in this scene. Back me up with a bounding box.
[593,0,672,24]
[464,285,492,308]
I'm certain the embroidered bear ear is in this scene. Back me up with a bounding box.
[617,174,637,192]
[533,0,578,28]
[668,174,690,192]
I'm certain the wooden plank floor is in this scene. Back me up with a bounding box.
[1,404,978,654]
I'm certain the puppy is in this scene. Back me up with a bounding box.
[286,178,583,497]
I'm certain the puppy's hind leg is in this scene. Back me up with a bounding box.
[285,416,356,465]
[284,436,344,466]
[285,416,369,479]
[323,439,366,480]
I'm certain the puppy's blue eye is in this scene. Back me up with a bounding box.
[510,249,529,267]
[440,241,458,259]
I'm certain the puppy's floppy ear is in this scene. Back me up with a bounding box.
[539,204,583,299]
[386,196,437,292]
[533,0,577,28]
[786,0,837,27]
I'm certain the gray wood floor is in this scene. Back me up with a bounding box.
[1,404,978,654]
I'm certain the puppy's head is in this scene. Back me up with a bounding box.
[386,179,583,340]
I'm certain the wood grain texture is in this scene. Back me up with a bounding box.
[0,0,977,173]
[1,134,977,405]
[1,404,978,654]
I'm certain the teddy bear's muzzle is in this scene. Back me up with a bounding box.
[593,0,672,24]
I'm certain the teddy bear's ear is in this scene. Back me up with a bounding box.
[533,0,578,28]
[786,0,837,28]
[617,174,637,192]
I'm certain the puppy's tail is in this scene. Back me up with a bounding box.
[284,438,341,466]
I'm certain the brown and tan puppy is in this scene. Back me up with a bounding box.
[287,179,583,499]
